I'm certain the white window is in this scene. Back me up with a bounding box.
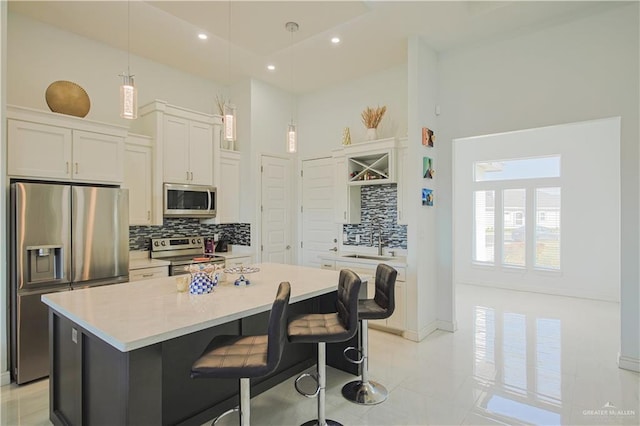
[474,191,495,263]
[535,188,561,270]
[503,189,526,267]
[472,156,561,271]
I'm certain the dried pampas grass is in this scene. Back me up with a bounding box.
[361,105,387,129]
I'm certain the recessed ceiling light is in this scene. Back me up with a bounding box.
[198,33,208,40]
[331,37,340,44]
[267,64,276,71]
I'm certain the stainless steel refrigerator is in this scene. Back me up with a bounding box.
[10,182,129,384]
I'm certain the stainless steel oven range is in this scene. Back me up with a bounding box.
[150,236,225,276]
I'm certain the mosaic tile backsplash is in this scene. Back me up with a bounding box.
[343,184,407,249]
[130,218,250,251]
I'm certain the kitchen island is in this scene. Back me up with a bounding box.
[42,263,362,426]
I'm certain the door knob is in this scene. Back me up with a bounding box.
[329,247,338,252]
[286,245,291,250]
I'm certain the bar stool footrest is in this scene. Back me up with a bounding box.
[341,380,389,405]
[212,406,239,425]
[342,346,364,364]
[300,419,344,426]
[294,372,320,398]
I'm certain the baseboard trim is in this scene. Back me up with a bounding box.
[618,353,640,372]
[436,320,457,333]
[403,321,438,342]
[0,371,11,386]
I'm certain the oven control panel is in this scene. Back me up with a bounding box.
[151,236,204,252]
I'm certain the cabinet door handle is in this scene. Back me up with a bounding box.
[141,273,153,277]
[66,161,69,174]
[147,211,151,220]
[343,211,346,220]
[186,171,190,181]
[190,171,194,181]
[399,211,402,221]
[75,162,79,174]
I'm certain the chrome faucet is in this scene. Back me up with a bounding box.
[371,221,384,256]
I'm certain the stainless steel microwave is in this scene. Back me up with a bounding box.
[163,183,216,218]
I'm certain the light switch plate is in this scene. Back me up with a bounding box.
[342,233,348,242]
[214,233,220,242]
[355,235,360,243]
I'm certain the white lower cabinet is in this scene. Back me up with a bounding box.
[124,134,153,225]
[129,266,168,282]
[332,260,406,333]
[225,256,253,267]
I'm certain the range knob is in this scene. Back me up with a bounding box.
[191,238,196,244]
[153,241,159,247]
[161,241,166,246]
[197,238,202,244]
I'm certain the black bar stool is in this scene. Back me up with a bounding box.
[342,264,397,405]
[191,281,291,426]
[287,269,361,426]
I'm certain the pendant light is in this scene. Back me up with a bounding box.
[119,0,137,120]
[285,22,298,154]
[224,0,237,144]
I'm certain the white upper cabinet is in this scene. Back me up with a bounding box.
[7,106,126,184]
[188,121,214,185]
[332,151,361,224]
[396,138,408,225]
[132,100,225,225]
[136,100,216,188]
[8,120,72,180]
[72,130,124,183]
[162,116,190,184]
[124,134,153,225]
[215,149,241,223]
[162,116,213,185]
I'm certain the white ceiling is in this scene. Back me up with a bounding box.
[8,1,625,94]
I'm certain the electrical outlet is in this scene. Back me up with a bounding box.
[342,233,348,242]
[355,235,360,243]
[214,233,220,242]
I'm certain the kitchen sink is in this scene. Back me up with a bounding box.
[342,254,393,261]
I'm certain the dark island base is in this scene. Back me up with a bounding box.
[49,291,359,426]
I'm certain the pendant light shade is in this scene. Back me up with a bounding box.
[120,74,137,119]
[285,21,299,154]
[120,0,137,120]
[224,103,237,142]
[287,123,297,154]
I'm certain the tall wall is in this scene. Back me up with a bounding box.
[7,12,223,125]
[438,3,639,370]
[0,1,8,386]
[298,65,408,159]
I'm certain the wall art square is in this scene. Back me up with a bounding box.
[422,188,434,206]
[423,157,434,179]
[422,127,435,147]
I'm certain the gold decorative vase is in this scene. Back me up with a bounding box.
[45,81,91,118]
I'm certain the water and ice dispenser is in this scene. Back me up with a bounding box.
[25,245,63,284]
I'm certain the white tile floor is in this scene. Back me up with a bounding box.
[1,283,639,425]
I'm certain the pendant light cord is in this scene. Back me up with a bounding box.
[286,22,298,124]
[228,0,231,97]
[127,0,131,76]
[290,27,293,123]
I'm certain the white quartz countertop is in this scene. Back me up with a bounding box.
[213,251,254,260]
[42,263,344,353]
[320,253,407,267]
[129,257,171,270]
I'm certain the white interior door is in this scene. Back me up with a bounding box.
[261,155,292,264]
[301,158,337,267]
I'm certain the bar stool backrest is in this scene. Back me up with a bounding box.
[336,269,362,337]
[374,264,398,315]
[266,281,291,372]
